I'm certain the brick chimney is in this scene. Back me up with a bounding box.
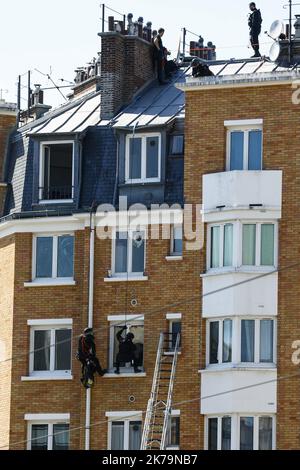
[98,31,155,119]
[0,99,17,217]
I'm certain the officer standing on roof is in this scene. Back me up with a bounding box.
[154,28,169,85]
[248,2,263,57]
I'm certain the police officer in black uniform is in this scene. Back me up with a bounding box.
[114,326,142,374]
[248,2,263,57]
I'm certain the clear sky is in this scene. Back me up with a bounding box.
[0,0,293,108]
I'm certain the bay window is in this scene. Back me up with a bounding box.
[210,223,233,269]
[125,133,161,183]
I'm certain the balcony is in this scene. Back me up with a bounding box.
[39,185,73,202]
[202,170,282,222]
[200,367,277,415]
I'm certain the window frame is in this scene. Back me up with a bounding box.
[29,322,72,378]
[166,410,181,450]
[170,224,183,256]
[112,229,146,278]
[39,140,75,203]
[205,414,276,450]
[207,221,278,273]
[27,417,70,450]
[107,412,143,450]
[32,233,75,282]
[206,317,276,367]
[226,125,263,171]
[125,133,161,184]
[108,316,145,373]
[169,134,184,156]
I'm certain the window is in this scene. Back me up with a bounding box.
[170,225,183,256]
[240,318,275,364]
[206,415,274,450]
[208,320,232,365]
[108,415,142,450]
[210,223,233,269]
[27,418,70,450]
[113,231,145,277]
[208,222,276,271]
[125,134,161,183]
[207,318,275,366]
[227,127,262,171]
[39,142,74,201]
[29,323,72,377]
[34,234,74,281]
[170,135,184,155]
[109,318,144,373]
[168,320,181,352]
[166,414,180,449]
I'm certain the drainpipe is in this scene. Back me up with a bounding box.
[85,204,96,450]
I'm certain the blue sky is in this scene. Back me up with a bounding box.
[0,0,292,108]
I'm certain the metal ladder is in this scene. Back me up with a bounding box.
[140,331,180,450]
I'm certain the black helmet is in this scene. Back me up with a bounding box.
[126,332,135,341]
[84,327,94,336]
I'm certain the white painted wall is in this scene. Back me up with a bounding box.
[202,271,278,317]
[202,171,282,221]
[200,368,277,415]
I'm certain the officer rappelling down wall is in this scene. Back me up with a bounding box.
[76,328,107,388]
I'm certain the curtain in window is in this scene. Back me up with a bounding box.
[242,224,256,265]
[53,424,69,450]
[223,224,233,267]
[260,320,273,363]
[36,237,53,278]
[209,322,219,364]
[230,131,244,170]
[132,232,145,273]
[115,232,127,273]
[31,424,48,450]
[261,224,274,266]
[129,138,142,179]
[241,320,255,362]
[240,417,254,450]
[248,130,262,170]
[173,225,183,255]
[57,235,74,277]
[208,418,218,450]
[211,226,220,268]
[146,137,159,178]
[221,417,231,450]
[259,417,273,450]
[129,421,142,450]
[111,422,124,450]
[55,329,71,370]
[34,330,51,371]
[222,320,232,363]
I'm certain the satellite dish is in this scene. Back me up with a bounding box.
[269,41,281,62]
[269,20,284,39]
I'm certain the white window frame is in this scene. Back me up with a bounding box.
[207,221,278,272]
[170,224,183,256]
[226,124,263,171]
[26,414,70,450]
[29,322,72,378]
[112,228,146,278]
[32,233,75,282]
[108,315,145,373]
[166,410,180,450]
[125,133,161,183]
[206,317,277,367]
[39,140,75,203]
[106,411,143,450]
[205,414,276,450]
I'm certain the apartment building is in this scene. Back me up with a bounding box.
[0,12,300,451]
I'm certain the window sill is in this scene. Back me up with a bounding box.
[104,373,147,378]
[164,351,182,356]
[21,374,73,381]
[38,199,74,204]
[166,446,180,451]
[165,255,183,261]
[201,266,277,277]
[199,364,277,373]
[24,279,76,287]
[104,276,148,283]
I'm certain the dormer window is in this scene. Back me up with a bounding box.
[170,135,184,155]
[125,133,161,183]
[39,142,74,202]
